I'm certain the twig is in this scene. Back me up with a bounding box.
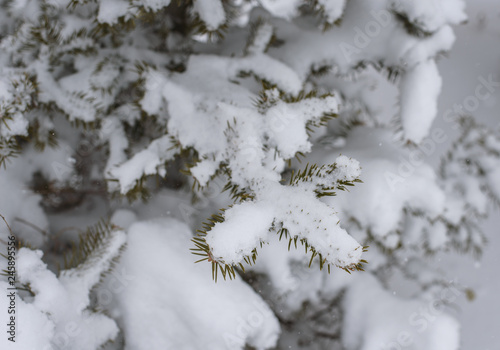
[14,217,48,236]
[0,213,12,245]
[0,213,13,234]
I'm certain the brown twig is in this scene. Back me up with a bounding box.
[14,217,48,237]
[0,213,13,245]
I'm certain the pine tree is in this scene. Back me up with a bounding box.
[0,0,498,349]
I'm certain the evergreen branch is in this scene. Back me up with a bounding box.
[192,160,365,281]
[63,219,120,270]
[0,140,21,169]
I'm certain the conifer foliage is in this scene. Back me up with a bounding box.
[0,0,498,349]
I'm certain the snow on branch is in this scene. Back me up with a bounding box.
[192,156,366,281]
[13,221,126,350]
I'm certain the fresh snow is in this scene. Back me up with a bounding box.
[106,218,280,350]
[399,60,443,143]
[342,274,460,350]
[0,0,497,349]
[193,0,226,30]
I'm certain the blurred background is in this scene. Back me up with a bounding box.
[435,1,499,348]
